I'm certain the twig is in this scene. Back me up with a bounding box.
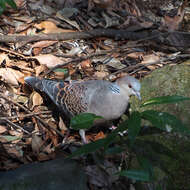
[107,52,187,77]
[0,93,64,137]
[42,50,115,76]
[0,29,147,43]
[0,111,51,120]
[4,118,30,134]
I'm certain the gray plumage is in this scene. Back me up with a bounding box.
[24,75,141,143]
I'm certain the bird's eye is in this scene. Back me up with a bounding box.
[128,84,132,88]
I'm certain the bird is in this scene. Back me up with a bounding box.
[24,75,141,143]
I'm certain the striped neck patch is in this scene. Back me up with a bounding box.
[109,84,120,94]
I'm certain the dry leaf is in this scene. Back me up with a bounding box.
[141,54,160,64]
[31,134,44,154]
[0,125,7,134]
[33,47,43,55]
[80,59,92,69]
[31,92,43,108]
[94,131,106,140]
[32,41,57,48]
[161,0,187,31]
[32,41,57,55]
[35,65,48,76]
[59,116,68,131]
[0,68,24,86]
[34,21,75,34]
[0,53,10,65]
[34,54,63,68]
[93,71,108,79]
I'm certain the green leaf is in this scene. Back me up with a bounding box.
[0,135,21,142]
[128,111,141,146]
[139,126,163,136]
[70,113,102,130]
[141,95,190,107]
[137,157,154,180]
[119,169,151,181]
[69,138,107,157]
[69,119,129,157]
[143,140,178,159]
[6,0,17,9]
[0,0,6,15]
[105,146,124,155]
[141,110,190,134]
[132,140,170,175]
[54,68,68,74]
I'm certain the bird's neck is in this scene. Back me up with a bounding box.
[109,83,120,94]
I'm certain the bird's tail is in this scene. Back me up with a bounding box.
[24,76,44,91]
[24,76,65,108]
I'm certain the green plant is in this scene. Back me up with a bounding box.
[69,95,190,189]
[0,0,16,15]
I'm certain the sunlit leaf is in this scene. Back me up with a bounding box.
[141,95,190,107]
[141,110,190,134]
[54,68,68,74]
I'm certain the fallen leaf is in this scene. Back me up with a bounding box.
[31,92,43,108]
[94,131,106,140]
[34,21,75,34]
[31,134,44,155]
[80,59,92,69]
[32,41,57,48]
[0,68,24,86]
[161,0,187,31]
[35,65,48,76]
[0,53,10,65]
[0,125,7,134]
[34,54,63,68]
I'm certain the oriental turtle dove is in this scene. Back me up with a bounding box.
[24,76,141,143]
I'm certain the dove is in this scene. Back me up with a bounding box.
[24,75,141,143]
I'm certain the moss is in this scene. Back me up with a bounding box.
[130,64,190,189]
[131,64,190,126]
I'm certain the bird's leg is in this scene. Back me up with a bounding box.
[79,129,88,144]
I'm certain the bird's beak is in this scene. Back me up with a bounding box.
[135,91,141,100]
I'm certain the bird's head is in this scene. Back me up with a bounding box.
[116,76,141,100]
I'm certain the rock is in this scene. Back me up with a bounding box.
[131,64,190,126]
[131,64,190,189]
[0,158,87,190]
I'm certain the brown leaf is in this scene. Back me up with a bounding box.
[34,21,75,34]
[32,41,57,48]
[31,92,43,108]
[34,54,63,68]
[161,0,187,31]
[35,65,48,76]
[0,68,24,86]
[80,59,92,69]
[31,134,44,154]
[94,131,106,141]
[0,53,10,65]
[0,125,7,134]
[33,47,43,55]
